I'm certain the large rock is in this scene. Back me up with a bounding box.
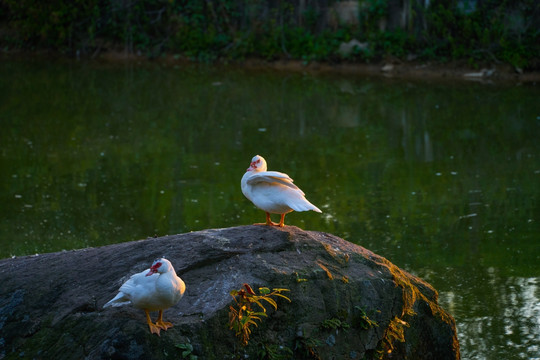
[0,226,460,359]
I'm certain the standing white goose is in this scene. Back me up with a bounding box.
[103,258,186,336]
[241,155,322,227]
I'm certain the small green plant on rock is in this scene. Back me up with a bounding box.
[257,343,294,360]
[353,306,379,329]
[319,317,350,331]
[175,343,198,360]
[294,336,323,359]
[228,283,291,346]
[293,271,308,283]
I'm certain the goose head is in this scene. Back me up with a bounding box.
[146,258,174,276]
[246,155,267,172]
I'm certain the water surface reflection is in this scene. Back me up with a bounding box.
[439,273,539,360]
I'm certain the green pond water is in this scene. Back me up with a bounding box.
[1,59,539,359]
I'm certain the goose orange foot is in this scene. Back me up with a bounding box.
[156,310,173,331]
[254,213,287,227]
[145,310,161,336]
[277,213,286,227]
[254,212,283,226]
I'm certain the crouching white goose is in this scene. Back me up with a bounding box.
[241,155,322,227]
[103,258,186,336]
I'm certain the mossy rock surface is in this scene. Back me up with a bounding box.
[0,226,460,359]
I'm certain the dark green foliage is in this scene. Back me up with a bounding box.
[294,337,323,359]
[176,343,198,360]
[353,306,379,330]
[257,343,294,360]
[0,0,538,67]
[422,0,539,67]
[319,317,350,331]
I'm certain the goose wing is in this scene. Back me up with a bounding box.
[246,171,303,194]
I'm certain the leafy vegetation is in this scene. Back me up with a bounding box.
[319,317,350,331]
[353,306,379,330]
[176,343,198,360]
[294,272,308,283]
[228,283,291,347]
[257,343,294,360]
[0,0,537,68]
[294,336,323,359]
